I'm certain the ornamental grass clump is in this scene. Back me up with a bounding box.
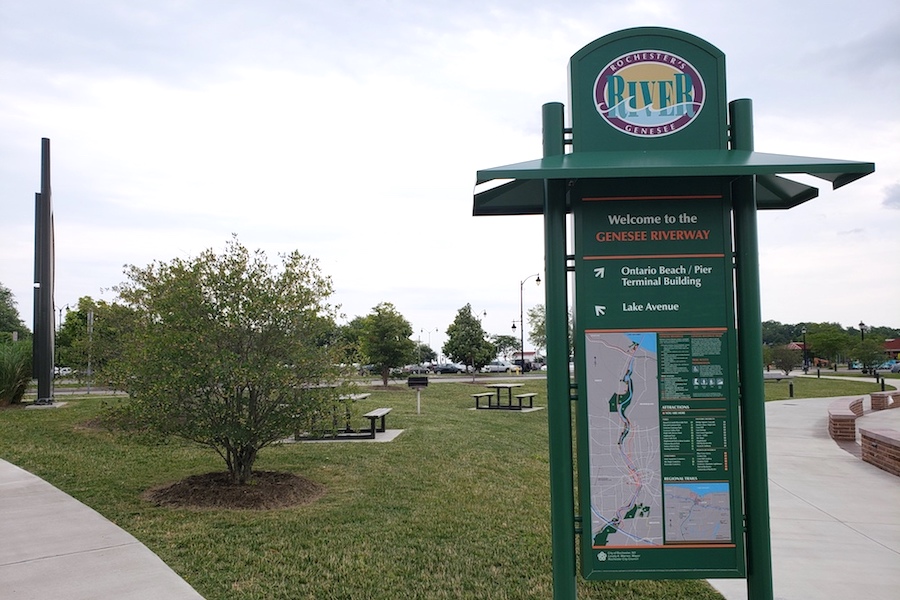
[0,340,31,406]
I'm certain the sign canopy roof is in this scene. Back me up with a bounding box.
[473,149,874,215]
[474,26,874,216]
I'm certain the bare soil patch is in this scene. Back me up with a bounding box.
[144,471,325,510]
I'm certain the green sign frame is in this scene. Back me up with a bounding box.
[573,177,745,579]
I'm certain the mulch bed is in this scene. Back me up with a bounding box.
[144,471,325,510]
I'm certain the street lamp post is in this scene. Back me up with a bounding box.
[55,303,69,378]
[512,273,541,372]
[421,327,437,362]
[801,326,808,373]
[859,321,866,341]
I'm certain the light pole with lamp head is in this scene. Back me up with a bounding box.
[512,273,541,372]
[55,303,69,377]
[421,327,438,363]
[801,326,808,373]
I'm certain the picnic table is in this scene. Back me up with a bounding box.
[485,383,523,404]
[296,393,391,440]
[473,383,535,410]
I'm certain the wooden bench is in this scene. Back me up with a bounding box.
[472,392,497,409]
[362,408,392,439]
[514,393,537,409]
[827,397,864,441]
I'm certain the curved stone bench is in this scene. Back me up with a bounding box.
[870,390,897,411]
[860,426,900,477]
[827,397,864,441]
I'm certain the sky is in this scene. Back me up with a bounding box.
[2,0,898,358]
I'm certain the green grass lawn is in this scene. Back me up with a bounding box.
[9,373,889,600]
[763,374,892,401]
[0,381,729,600]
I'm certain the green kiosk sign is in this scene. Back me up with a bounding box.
[473,26,873,600]
[569,33,738,574]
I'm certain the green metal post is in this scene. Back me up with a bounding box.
[542,102,577,600]
[730,98,774,600]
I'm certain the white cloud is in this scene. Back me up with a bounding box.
[3,0,900,345]
[883,183,900,210]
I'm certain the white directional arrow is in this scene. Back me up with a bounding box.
[594,267,605,278]
[595,305,606,316]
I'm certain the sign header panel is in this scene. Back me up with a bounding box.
[569,27,727,152]
[594,50,706,138]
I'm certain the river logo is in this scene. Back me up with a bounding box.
[594,50,704,138]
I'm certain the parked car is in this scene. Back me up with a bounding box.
[512,359,533,372]
[403,364,429,374]
[481,360,519,373]
[433,363,463,374]
[358,364,379,375]
[891,362,900,373]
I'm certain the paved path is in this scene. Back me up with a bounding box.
[708,392,900,600]
[0,459,204,599]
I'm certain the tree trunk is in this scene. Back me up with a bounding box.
[228,445,258,484]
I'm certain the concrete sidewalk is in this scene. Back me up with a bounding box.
[708,395,900,600]
[0,459,204,600]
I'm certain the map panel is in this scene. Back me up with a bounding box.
[664,482,732,543]
[585,332,663,547]
[586,330,737,550]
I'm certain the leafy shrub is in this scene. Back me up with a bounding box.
[0,341,32,405]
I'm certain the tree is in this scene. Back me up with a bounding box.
[414,342,436,364]
[761,344,773,370]
[526,304,546,352]
[108,237,344,484]
[56,296,136,380]
[526,303,572,357]
[761,320,794,346]
[852,338,886,372]
[866,324,900,341]
[359,302,415,386]
[335,316,368,366]
[0,282,30,341]
[443,304,494,375]
[804,322,850,367]
[491,334,519,360]
[770,345,801,375]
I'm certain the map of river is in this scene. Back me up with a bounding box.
[585,332,664,547]
[585,331,736,548]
